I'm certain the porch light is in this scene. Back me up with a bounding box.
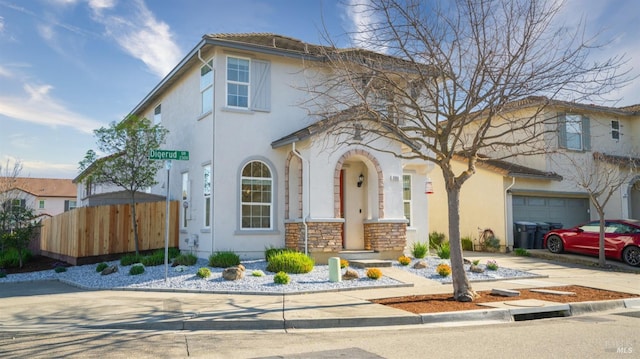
[425,178,434,194]
[357,173,364,187]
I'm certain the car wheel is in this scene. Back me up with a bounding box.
[622,246,640,267]
[546,235,563,254]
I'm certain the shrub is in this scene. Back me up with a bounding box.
[366,268,382,280]
[196,267,211,278]
[54,266,67,273]
[481,235,501,252]
[173,253,198,266]
[429,231,446,249]
[96,262,108,273]
[461,236,473,251]
[472,259,480,266]
[436,263,451,277]
[129,264,145,275]
[340,258,349,269]
[397,255,411,266]
[514,248,530,257]
[274,271,290,284]
[252,270,265,277]
[266,251,314,274]
[486,259,499,270]
[411,241,429,259]
[436,242,451,259]
[141,250,165,266]
[265,247,296,263]
[168,247,181,259]
[0,248,32,268]
[120,253,142,266]
[208,251,240,268]
[0,269,6,278]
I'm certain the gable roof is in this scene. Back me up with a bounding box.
[453,154,563,181]
[5,178,77,197]
[501,96,640,117]
[594,152,640,168]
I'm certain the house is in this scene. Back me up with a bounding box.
[0,177,77,219]
[76,34,432,262]
[427,97,640,250]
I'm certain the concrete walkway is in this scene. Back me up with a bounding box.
[0,252,638,332]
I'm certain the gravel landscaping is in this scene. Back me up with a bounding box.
[0,256,541,294]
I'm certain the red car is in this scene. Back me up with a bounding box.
[544,219,640,267]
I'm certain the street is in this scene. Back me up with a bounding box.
[1,309,637,358]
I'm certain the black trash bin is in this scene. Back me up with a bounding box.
[547,222,563,230]
[514,221,537,249]
[535,222,550,249]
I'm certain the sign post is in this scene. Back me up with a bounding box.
[149,149,189,282]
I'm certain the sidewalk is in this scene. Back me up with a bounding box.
[0,253,638,332]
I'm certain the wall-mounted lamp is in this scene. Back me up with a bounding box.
[425,178,434,194]
[357,173,365,187]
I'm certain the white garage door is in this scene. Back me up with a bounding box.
[512,196,590,228]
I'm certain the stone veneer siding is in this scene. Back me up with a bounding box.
[363,221,407,251]
[285,222,343,253]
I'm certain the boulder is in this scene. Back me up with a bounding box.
[463,258,472,264]
[101,265,118,276]
[413,260,428,269]
[470,264,484,273]
[343,268,359,280]
[222,266,245,281]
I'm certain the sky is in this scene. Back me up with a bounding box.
[0,0,638,179]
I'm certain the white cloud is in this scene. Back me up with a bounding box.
[37,24,55,41]
[0,83,103,134]
[0,15,5,33]
[90,0,181,77]
[344,0,388,54]
[0,65,12,78]
[1,154,78,179]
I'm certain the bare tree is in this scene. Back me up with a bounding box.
[557,152,639,266]
[307,0,631,301]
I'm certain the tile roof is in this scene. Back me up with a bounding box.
[6,178,77,197]
[454,154,563,181]
[593,152,640,168]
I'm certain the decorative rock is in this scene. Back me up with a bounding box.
[174,265,188,272]
[222,266,245,281]
[343,268,359,280]
[470,264,484,273]
[491,288,521,297]
[101,265,118,276]
[463,258,472,264]
[413,260,428,269]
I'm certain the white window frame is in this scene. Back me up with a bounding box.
[203,164,211,228]
[565,114,583,150]
[200,59,213,114]
[153,104,161,125]
[226,56,250,109]
[38,200,45,209]
[403,174,412,226]
[240,161,273,230]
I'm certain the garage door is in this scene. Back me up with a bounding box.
[512,196,589,228]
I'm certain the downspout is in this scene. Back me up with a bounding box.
[197,48,216,253]
[505,177,516,252]
[292,142,310,255]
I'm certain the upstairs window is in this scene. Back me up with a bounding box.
[241,161,273,229]
[38,200,45,209]
[153,104,161,125]
[201,59,213,114]
[611,120,620,140]
[558,113,590,151]
[227,57,250,108]
[225,56,271,111]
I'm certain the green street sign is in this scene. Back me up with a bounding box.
[149,149,190,161]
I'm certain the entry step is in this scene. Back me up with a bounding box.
[349,259,393,268]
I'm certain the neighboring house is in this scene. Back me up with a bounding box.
[76,33,431,262]
[0,177,77,219]
[427,97,640,250]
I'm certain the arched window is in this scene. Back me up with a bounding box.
[241,161,272,229]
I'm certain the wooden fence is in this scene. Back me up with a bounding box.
[40,201,179,264]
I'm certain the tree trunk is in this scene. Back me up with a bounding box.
[446,183,477,302]
[598,212,606,267]
[130,194,139,255]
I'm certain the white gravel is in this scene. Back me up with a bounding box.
[0,256,540,294]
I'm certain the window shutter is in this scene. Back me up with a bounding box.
[251,60,271,112]
[582,116,591,151]
[557,113,567,148]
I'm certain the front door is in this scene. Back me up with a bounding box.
[341,162,367,249]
